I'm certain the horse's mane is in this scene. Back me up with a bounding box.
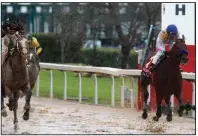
[8,38,28,74]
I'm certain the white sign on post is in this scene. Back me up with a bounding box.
[161,3,195,45]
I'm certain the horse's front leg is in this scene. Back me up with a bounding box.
[153,94,163,121]
[142,88,149,119]
[13,91,20,130]
[22,84,31,121]
[165,95,172,122]
[1,94,7,117]
[1,85,7,117]
[23,89,32,120]
[3,86,15,111]
[175,92,185,117]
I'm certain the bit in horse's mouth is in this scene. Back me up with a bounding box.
[181,58,188,65]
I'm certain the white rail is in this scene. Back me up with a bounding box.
[36,62,195,117]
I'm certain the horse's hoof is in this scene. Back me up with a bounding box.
[178,111,183,117]
[192,105,196,110]
[23,114,29,121]
[6,103,13,111]
[142,112,148,119]
[14,123,18,131]
[1,108,7,117]
[9,107,13,111]
[166,115,172,122]
[153,116,159,121]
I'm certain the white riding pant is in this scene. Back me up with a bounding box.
[1,34,18,64]
[151,50,165,64]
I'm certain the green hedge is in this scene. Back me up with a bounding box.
[78,48,138,69]
[31,33,138,69]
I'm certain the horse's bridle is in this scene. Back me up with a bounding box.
[174,40,189,64]
[11,36,28,58]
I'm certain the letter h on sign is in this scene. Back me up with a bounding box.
[175,4,186,15]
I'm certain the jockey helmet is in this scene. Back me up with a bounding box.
[8,15,19,28]
[166,24,178,36]
[32,37,40,47]
[6,15,24,31]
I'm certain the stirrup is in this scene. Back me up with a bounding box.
[142,67,151,78]
[149,63,157,72]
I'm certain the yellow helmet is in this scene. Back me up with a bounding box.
[32,37,40,47]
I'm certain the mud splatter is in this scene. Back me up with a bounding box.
[1,97,195,135]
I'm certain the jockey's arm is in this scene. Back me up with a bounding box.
[156,31,166,52]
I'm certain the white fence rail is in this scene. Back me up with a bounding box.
[36,63,195,117]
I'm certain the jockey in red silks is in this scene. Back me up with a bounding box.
[145,24,180,73]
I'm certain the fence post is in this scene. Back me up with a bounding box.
[78,73,82,103]
[50,70,53,99]
[94,74,98,105]
[171,95,174,108]
[131,77,135,108]
[120,86,125,107]
[111,76,115,106]
[147,85,151,104]
[64,71,67,100]
[192,81,195,118]
[36,74,40,97]
[122,76,125,86]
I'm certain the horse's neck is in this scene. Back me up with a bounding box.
[167,51,180,68]
[11,51,27,72]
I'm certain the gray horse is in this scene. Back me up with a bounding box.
[23,49,40,110]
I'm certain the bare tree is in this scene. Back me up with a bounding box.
[52,3,84,62]
[107,3,161,69]
[51,2,161,66]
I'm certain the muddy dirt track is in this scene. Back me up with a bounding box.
[1,97,195,135]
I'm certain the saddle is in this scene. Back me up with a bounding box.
[141,53,168,78]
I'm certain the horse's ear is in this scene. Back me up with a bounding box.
[182,35,186,42]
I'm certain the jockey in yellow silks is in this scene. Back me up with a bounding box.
[27,34,42,55]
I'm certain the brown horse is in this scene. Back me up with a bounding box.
[140,38,189,122]
[1,37,31,129]
[1,47,41,127]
